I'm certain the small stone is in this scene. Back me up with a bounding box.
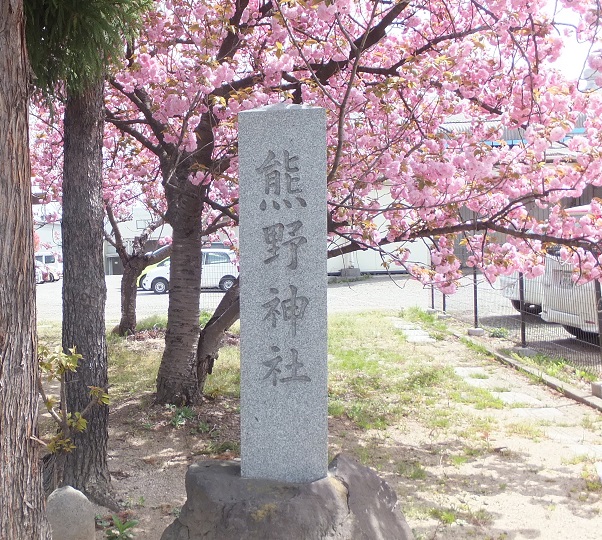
[46,486,95,540]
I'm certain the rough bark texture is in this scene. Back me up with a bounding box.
[0,1,51,537]
[60,80,112,504]
[196,280,240,392]
[155,169,205,405]
[118,261,143,335]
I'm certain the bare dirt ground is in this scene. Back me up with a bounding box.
[92,324,602,540]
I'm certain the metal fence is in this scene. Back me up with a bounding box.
[429,269,602,376]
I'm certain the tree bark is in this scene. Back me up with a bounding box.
[0,0,51,537]
[118,260,145,335]
[196,280,240,391]
[155,172,205,405]
[60,79,112,504]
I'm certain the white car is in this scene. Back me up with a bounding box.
[142,248,238,294]
[540,205,600,341]
[540,252,599,341]
[35,251,62,281]
[499,272,544,314]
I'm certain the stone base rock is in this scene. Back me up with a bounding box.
[161,453,413,540]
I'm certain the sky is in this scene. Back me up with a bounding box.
[545,0,597,81]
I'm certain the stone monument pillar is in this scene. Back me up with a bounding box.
[238,104,328,483]
[161,104,414,540]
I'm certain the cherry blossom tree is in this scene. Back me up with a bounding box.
[103,0,602,405]
[31,111,171,336]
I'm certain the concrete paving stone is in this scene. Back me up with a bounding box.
[565,443,602,460]
[454,367,489,378]
[492,392,544,406]
[511,407,568,421]
[406,335,436,344]
[390,319,417,330]
[545,426,602,446]
[403,329,436,343]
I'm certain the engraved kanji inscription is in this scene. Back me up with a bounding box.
[262,346,311,386]
[263,220,307,269]
[261,285,309,336]
[257,149,307,210]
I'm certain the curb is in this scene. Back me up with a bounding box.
[457,331,602,414]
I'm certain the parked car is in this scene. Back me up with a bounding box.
[34,259,55,284]
[540,255,598,341]
[498,272,544,314]
[142,248,238,294]
[35,260,48,284]
[539,205,600,341]
[35,251,62,281]
[137,256,170,288]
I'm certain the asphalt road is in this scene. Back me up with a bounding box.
[35,272,602,370]
[35,274,432,326]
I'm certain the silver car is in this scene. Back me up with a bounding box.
[142,248,239,294]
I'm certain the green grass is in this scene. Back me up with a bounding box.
[400,307,450,336]
[398,461,428,480]
[451,387,505,410]
[508,350,599,387]
[43,311,509,438]
[135,311,214,332]
[460,337,492,357]
[204,346,240,398]
[108,338,162,397]
[326,312,511,433]
[430,507,457,524]
[505,421,545,441]
[135,314,168,331]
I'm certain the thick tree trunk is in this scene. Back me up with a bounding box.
[0,1,51,537]
[61,80,112,504]
[155,175,204,405]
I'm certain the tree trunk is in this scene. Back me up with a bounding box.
[196,280,240,391]
[118,261,145,335]
[0,1,51,537]
[61,80,112,505]
[155,175,204,405]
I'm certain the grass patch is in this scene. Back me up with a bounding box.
[562,454,596,465]
[488,327,510,339]
[508,351,599,387]
[328,312,463,430]
[460,337,492,357]
[400,307,450,336]
[204,346,241,398]
[398,461,428,480]
[430,507,457,525]
[451,387,505,410]
[37,322,63,347]
[108,338,162,398]
[135,311,214,332]
[505,421,545,441]
[136,314,168,331]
